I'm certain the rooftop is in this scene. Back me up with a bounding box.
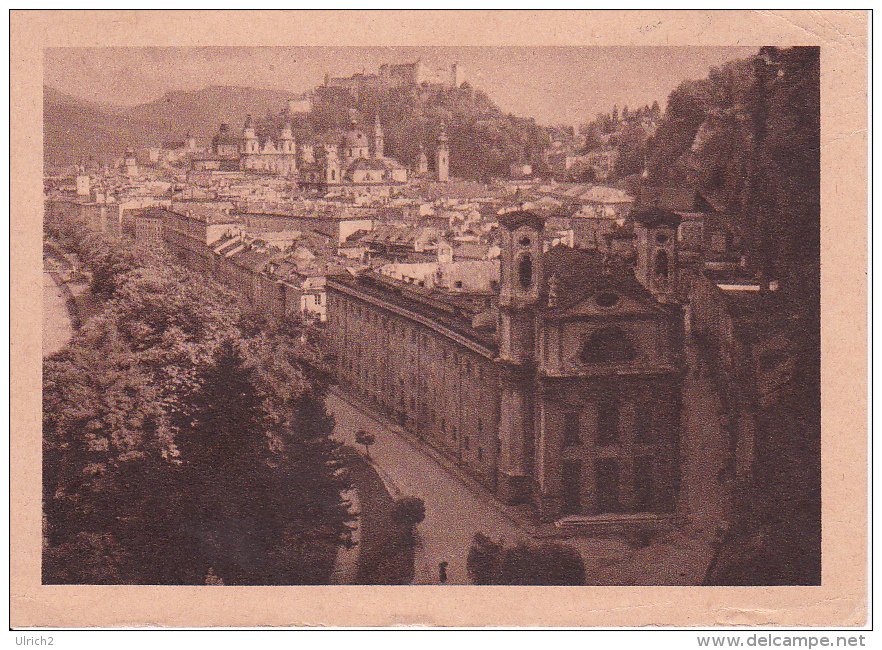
[328,271,499,354]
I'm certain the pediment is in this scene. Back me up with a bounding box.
[553,292,666,320]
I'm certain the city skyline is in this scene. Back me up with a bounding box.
[45,46,757,126]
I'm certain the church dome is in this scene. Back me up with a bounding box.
[344,130,369,148]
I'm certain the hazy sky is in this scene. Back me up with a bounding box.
[44,46,757,125]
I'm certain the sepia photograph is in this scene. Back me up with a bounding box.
[12,10,867,630]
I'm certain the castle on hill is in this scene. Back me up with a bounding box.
[320,59,467,102]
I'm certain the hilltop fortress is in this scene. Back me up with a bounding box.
[320,59,467,102]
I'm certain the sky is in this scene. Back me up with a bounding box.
[44,46,757,126]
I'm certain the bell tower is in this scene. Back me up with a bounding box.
[75,165,90,196]
[633,207,681,303]
[280,121,295,154]
[243,115,259,155]
[496,210,545,505]
[436,123,449,182]
[373,113,384,159]
[323,144,341,185]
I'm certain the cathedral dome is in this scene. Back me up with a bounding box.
[344,130,369,148]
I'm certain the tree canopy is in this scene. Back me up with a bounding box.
[43,224,353,585]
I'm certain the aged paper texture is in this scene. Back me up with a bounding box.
[12,10,868,627]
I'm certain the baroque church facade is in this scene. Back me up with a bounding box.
[325,209,686,522]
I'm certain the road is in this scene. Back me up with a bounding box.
[327,392,530,585]
[326,337,731,586]
[43,271,74,358]
[680,337,729,528]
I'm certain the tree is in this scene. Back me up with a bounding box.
[355,428,376,459]
[392,496,425,528]
[466,532,500,585]
[43,221,354,585]
[42,317,188,584]
[465,533,586,585]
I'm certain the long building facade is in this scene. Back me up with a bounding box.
[326,210,686,522]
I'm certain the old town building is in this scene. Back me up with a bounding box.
[326,210,686,522]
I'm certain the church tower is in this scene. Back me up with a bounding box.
[323,143,341,185]
[280,121,295,154]
[185,132,196,151]
[496,210,546,505]
[373,113,384,159]
[436,123,449,182]
[75,165,90,196]
[124,149,138,178]
[242,115,259,155]
[633,207,681,303]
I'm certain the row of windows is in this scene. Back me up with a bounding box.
[562,401,656,447]
[340,360,500,461]
[561,456,658,514]
[331,294,491,378]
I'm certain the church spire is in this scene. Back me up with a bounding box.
[373,113,384,159]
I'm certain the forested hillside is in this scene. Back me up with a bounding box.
[647,46,820,309]
[648,47,822,586]
[255,82,554,181]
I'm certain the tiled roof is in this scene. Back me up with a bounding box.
[631,207,682,228]
[498,210,546,232]
[539,244,668,317]
[347,158,387,172]
[328,272,499,354]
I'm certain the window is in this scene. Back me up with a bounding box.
[517,253,533,289]
[477,447,483,462]
[477,418,483,433]
[440,418,446,433]
[634,402,654,444]
[454,280,463,289]
[442,348,448,361]
[654,250,669,278]
[563,412,581,446]
[580,328,636,364]
[597,401,619,444]
[595,291,620,308]
[634,456,654,511]
[451,427,457,441]
[464,436,470,451]
[595,459,621,513]
[410,397,416,411]
[465,360,472,375]
[562,461,581,514]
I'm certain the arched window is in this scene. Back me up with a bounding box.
[331,169,336,180]
[580,327,637,364]
[654,250,669,278]
[517,253,533,289]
